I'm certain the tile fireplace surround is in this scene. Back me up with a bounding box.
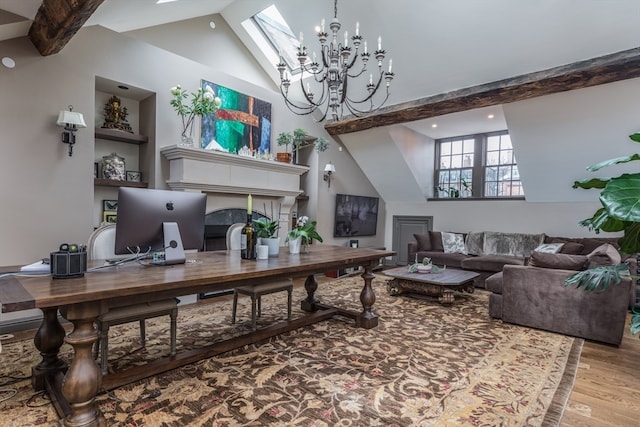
[161,146,309,241]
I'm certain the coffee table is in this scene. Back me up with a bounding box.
[383,266,478,304]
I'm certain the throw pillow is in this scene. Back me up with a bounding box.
[413,233,431,251]
[529,252,588,270]
[442,232,467,254]
[429,231,444,252]
[586,243,621,267]
[559,242,585,255]
[465,231,484,256]
[533,243,564,253]
[482,231,545,258]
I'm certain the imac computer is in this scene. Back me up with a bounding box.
[114,187,207,265]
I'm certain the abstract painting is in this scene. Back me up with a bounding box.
[200,80,272,154]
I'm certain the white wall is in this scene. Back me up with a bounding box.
[0,18,378,265]
[0,26,297,264]
[340,77,640,256]
[505,78,640,202]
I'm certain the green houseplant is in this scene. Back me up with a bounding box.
[252,217,279,239]
[252,203,282,256]
[286,215,323,254]
[566,131,640,336]
[276,128,329,163]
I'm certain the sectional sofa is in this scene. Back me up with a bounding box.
[408,230,637,345]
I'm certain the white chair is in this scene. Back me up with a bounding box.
[227,222,293,330]
[87,223,177,375]
[226,222,245,250]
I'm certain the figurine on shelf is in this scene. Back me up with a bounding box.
[102,95,133,133]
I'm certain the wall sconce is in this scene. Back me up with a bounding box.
[56,105,86,156]
[323,162,336,188]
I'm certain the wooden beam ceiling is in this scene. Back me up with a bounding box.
[28,0,104,56]
[324,48,640,136]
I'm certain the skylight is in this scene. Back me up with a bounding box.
[252,5,301,73]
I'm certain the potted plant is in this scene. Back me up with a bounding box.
[277,128,330,164]
[408,254,443,273]
[286,215,323,254]
[252,216,280,256]
[276,132,293,163]
[565,131,640,336]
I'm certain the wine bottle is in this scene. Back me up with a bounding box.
[241,213,256,259]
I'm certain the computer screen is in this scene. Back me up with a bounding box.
[114,188,207,262]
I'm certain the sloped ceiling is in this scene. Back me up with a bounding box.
[2,1,638,131]
[1,0,639,205]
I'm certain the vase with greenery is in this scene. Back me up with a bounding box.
[286,215,323,254]
[408,254,443,273]
[252,216,280,256]
[170,84,221,147]
[566,131,640,336]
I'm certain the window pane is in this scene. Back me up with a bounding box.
[450,155,462,168]
[487,136,500,151]
[253,5,301,71]
[451,140,462,155]
[463,139,475,153]
[486,151,500,166]
[440,141,451,155]
[499,149,513,165]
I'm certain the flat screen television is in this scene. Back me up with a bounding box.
[333,194,379,237]
[115,187,207,264]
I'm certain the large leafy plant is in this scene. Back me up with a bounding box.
[568,131,640,336]
[572,132,640,254]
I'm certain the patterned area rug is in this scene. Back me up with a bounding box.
[0,276,582,426]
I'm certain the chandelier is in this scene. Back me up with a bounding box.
[277,0,394,122]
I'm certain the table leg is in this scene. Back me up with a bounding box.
[356,265,378,329]
[301,274,319,312]
[60,303,106,427]
[32,307,67,390]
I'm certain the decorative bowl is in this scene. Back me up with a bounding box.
[416,264,433,273]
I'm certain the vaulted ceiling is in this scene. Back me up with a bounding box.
[1,0,638,139]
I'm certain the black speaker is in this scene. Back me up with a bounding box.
[50,243,87,279]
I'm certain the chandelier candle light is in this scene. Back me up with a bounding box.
[277,0,394,121]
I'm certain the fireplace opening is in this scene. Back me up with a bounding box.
[203,208,269,251]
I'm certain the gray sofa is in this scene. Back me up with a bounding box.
[407,231,635,289]
[486,261,633,346]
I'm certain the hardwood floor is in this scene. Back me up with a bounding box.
[561,313,640,426]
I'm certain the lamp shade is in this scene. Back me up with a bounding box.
[324,163,336,173]
[56,110,87,128]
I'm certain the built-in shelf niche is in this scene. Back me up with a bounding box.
[93,76,156,227]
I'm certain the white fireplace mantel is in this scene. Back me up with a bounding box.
[161,145,309,197]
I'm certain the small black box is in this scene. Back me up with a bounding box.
[51,245,87,279]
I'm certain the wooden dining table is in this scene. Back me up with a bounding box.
[0,245,393,427]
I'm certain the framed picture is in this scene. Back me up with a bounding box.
[200,80,272,154]
[94,162,99,178]
[103,211,117,223]
[103,200,118,211]
[126,170,141,182]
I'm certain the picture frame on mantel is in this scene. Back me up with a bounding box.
[200,80,271,155]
